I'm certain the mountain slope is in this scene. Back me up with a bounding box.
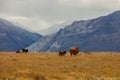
[0,18,43,51]
[28,10,120,52]
[38,21,73,35]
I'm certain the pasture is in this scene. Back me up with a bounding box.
[0,52,120,80]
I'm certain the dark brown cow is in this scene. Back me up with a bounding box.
[69,47,79,56]
[16,50,21,53]
[59,50,66,56]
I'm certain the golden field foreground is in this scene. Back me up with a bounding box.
[0,52,120,80]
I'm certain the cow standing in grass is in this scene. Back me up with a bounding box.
[59,50,66,56]
[16,50,21,53]
[69,47,79,56]
[22,48,28,53]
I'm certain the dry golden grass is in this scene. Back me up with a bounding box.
[0,52,120,80]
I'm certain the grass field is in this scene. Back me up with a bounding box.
[0,52,120,80]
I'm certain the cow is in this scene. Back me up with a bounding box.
[22,48,28,53]
[59,50,66,56]
[69,47,79,56]
[16,50,21,53]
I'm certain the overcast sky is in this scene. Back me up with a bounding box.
[0,0,120,34]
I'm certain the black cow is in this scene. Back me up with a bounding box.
[22,48,28,53]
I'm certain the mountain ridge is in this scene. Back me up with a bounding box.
[28,10,120,52]
[0,18,43,51]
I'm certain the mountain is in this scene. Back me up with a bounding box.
[0,18,43,51]
[28,10,120,52]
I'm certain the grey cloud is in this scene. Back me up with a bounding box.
[1,0,119,19]
[0,0,120,34]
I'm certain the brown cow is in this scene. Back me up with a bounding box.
[59,50,66,56]
[69,47,79,56]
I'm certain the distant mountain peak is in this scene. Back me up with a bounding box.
[110,10,120,14]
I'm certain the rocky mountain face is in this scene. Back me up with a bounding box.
[28,10,120,52]
[0,18,43,51]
